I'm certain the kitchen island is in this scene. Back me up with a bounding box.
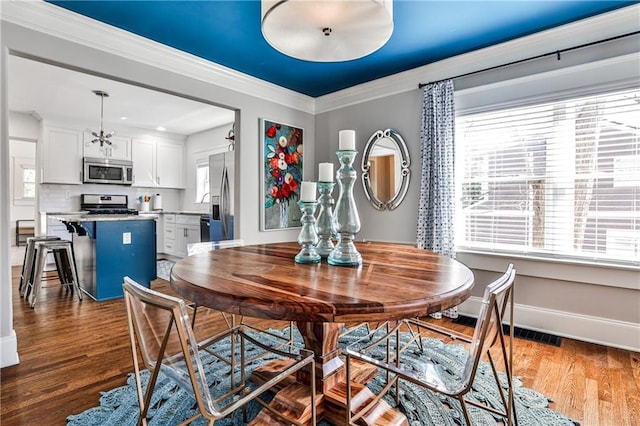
[49,213,156,301]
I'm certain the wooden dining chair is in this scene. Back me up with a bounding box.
[123,276,316,426]
[344,264,517,426]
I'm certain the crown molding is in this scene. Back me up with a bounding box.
[315,3,640,113]
[0,0,316,114]
[2,1,637,116]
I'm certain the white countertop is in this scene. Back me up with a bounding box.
[48,213,156,222]
[144,210,208,215]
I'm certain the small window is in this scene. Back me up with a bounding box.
[22,166,36,198]
[195,162,209,203]
[13,157,35,205]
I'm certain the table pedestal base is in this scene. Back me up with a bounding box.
[250,322,408,425]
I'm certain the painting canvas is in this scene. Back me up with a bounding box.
[261,119,304,230]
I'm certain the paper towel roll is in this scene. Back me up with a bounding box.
[152,194,162,210]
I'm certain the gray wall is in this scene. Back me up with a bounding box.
[314,36,640,350]
[315,90,423,243]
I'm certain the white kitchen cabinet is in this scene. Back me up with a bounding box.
[83,132,132,160]
[132,138,184,189]
[41,125,83,184]
[175,214,200,258]
[163,214,176,255]
[157,143,184,189]
[132,139,157,187]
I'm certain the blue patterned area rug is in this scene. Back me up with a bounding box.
[156,260,174,281]
[67,327,580,426]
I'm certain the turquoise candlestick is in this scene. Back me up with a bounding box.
[295,200,321,264]
[328,150,362,266]
[315,181,335,258]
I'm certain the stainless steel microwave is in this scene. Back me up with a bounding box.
[83,157,133,185]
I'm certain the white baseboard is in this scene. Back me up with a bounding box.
[458,297,640,352]
[0,330,19,368]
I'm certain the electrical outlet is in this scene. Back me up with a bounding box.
[123,232,132,245]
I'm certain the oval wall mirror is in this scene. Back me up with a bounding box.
[361,128,410,210]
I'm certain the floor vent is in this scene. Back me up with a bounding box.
[451,315,562,347]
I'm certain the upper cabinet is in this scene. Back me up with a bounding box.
[156,142,184,189]
[83,132,132,160]
[132,139,156,187]
[132,138,184,189]
[41,124,83,184]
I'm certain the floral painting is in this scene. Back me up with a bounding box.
[261,119,303,230]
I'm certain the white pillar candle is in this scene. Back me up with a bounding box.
[300,181,317,202]
[339,130,356,150]
[318,162,334,182]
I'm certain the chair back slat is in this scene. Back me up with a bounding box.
[123,277,216,414]
[462,264,516,385]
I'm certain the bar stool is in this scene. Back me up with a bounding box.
[19,236,61,297]
[26,240,83,308]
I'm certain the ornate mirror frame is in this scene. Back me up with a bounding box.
[361,128,411,211]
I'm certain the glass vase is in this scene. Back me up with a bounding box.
[315,181,336,258]
[328,150,362,266]
[279,199,288,228]
[295,200,321,264]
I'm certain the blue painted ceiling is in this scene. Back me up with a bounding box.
[47,1,636,97]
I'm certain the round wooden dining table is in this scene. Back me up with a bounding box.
[170,241,474,424]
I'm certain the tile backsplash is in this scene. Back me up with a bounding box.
[39,184,181,212]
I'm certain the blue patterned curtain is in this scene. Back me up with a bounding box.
[416,79,456,258]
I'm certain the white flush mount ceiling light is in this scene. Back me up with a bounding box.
[261,0,393,62]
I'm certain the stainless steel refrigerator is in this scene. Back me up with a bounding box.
[209,150,234,240]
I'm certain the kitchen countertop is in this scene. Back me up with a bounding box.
[48,213,156,222]
[141,210,208,215]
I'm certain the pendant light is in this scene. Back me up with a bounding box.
[90,90,114,148]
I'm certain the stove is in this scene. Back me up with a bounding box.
[84,208,139,215]
[81,194,138,215]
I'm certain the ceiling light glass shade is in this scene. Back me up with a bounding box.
[261,0,393,62]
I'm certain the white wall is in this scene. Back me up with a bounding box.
[9,140,36,231]
[8,112,38,245]
[183,122,234,213]
[1,43,18,368]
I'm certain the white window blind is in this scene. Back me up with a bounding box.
[456,87,639,266]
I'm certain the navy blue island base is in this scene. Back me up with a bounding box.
[73,219,157,301]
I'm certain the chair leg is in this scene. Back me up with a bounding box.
[458,396,474,426]
[63,245,83,300]
[18,241,33,295]
[22,243,37,299]
[52,249,68,290]
[29,246,47,308]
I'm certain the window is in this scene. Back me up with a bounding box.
[195,162,209,203]
[13,157,35,204]
[456,87,639,266]
[22,166,36,198]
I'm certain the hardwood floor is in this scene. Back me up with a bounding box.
[1,265,639,425]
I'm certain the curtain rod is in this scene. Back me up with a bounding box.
[418,31,639,89]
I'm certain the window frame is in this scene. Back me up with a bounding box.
[452,48,639,278]
[12,156,36,206]
[456,85,640,268]
[195,159,210,204]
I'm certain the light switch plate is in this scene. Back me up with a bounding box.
[123,232,132,245]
